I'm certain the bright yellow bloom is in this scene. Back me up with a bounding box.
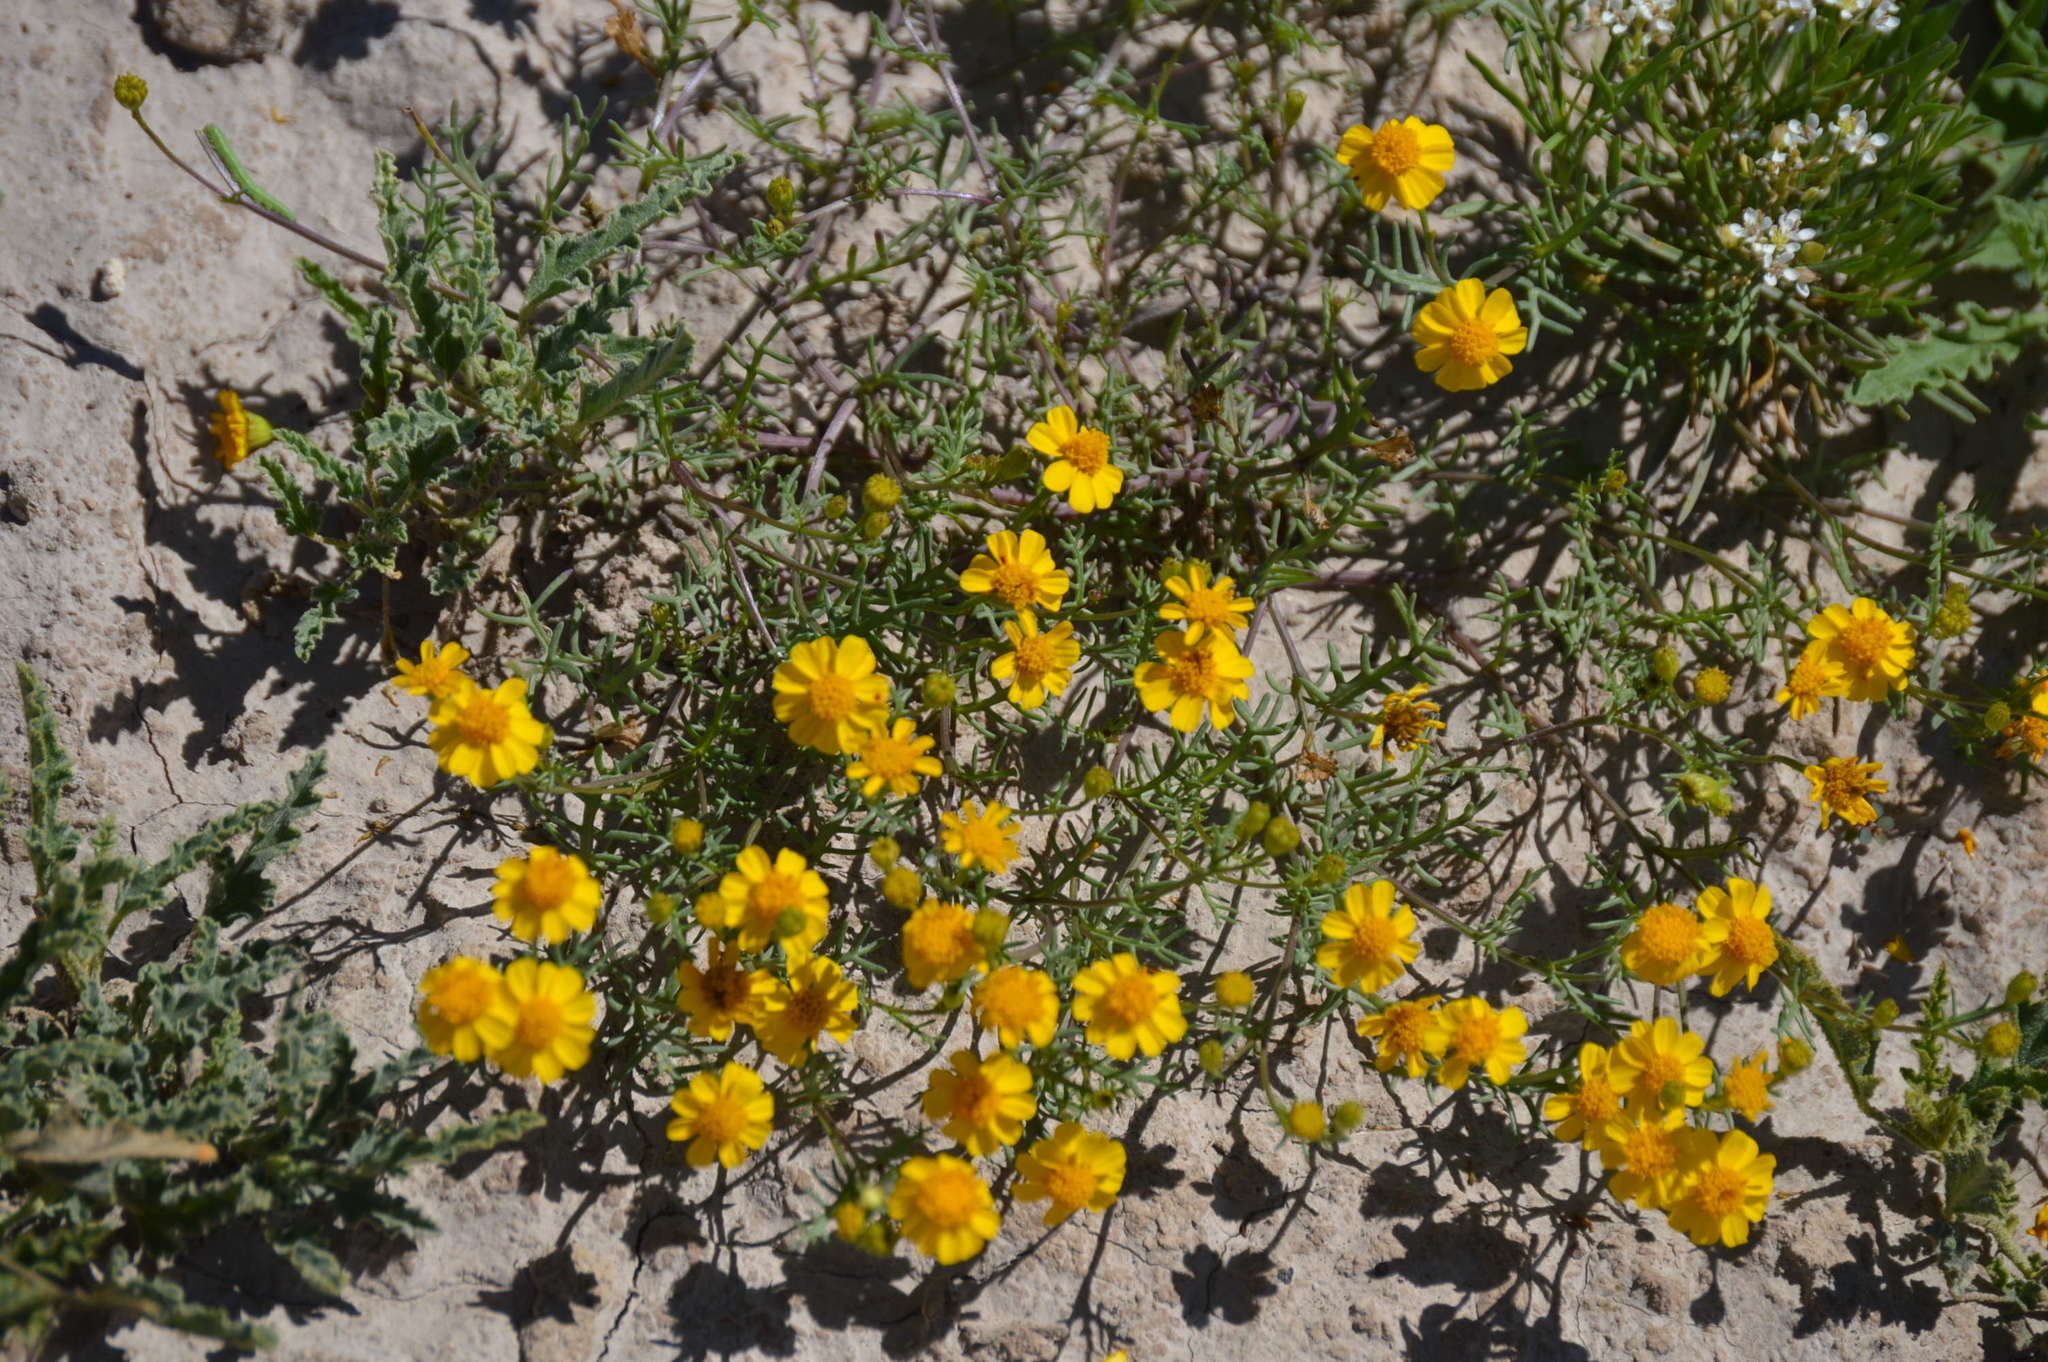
[959,529,1070,619]
[1356,994,1443,1078]
[1600,1108,1688,1209]
[208,389,273,468]
[491,845,601,945]
[890,1154,1001,1264]
[921,1049,1036,1156]
[1369,684,1446,759]
[1071,954,1187,1060]
[2029,1202,2048,1242]
[901,898,987,992]
[415,957,515,1062]
[756,956,859,1065]
[1284,1100,1328,1142]
[1412,279,1526,391]
[1619,901,1709,988]
[1721,1051,1775,1122]
[1315,879,1420,993]
[1159,564,1255,645]
[697,845,830,961]
[1774,643,1848,719]
[772,634,890,755]
[1134,629,1255,732]
[939,800,1021,875]
[1804,756,1888,829]
[1424,997,1527,1089]
[427,677,551,788]
[1535,1046,1616,1154]
[1956,827,1978,857]
[1609,1017,1715,1116]
[488,959,597,1084]
[992,615,1082,711]
[844,717,942,798]
[1013,1122,1125,1226]
[1334,116,1456,212]
[669,817,705,854]
[973,964,1059,1048]
[1213,970,1256,1010]
[674,939,773,1041]
[393,639,471,699]
[1696,877,1778,996]
[1027,405,1124,514]
[666,1061,774,1168]
[1666,1128,1775,1248]
[1805,598,1915,702]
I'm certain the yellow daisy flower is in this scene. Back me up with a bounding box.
[1014,1122,1126,1226]
[920,1049,1036,1156]
[972,964,1060,1048]
[393,639,471,699]
[674,939,773,1041]
[1423,996,1527,1089]
[1696,877,1778,996]
[1599,1108,1688,1210]
[958,529,1070,619]
[491,845,601,945]
[901,898,988,992]
[697,845,830,961]
[1774,643,1847,719]
[1542,1042,1622,1151]
[1805,598,1915,702]
[939,800,1021,875]
[1026,405,1124,513]
[415,957,515,1062]
[666,1061,774,1168]
[992,615,1082,711]
[1134,629,1256,732]
[487,959,597,1084]
[756,955,860,1065]
[1608,1017,1715,1116]
[771,634,891,755]
[1159,563,1255,645]
[1070,953,1187,1060]
[1412,279,1527,391]
[427,677,552,788]
[1803,755,1888,830]
[1720,1050,1775,1122]
[1334,116,1456,212]
[1665,1128,1775,1248]
[1315,879,1420,993]
[844,717,942,798]
[1618,900,1709,988]
[889,1154,1000,1265]
[208,388,274,468]
[1356,994,1443,1078]
[1369,684,1446,759]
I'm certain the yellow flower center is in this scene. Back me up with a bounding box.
[1817,760,1874,810]
[1101,974,1157,1028]
[1724,1068,1769,1115]
[979,971,1044,1034]
[1688,1163,1748,1220]
[1058,428,1110,476]
[1637,1052,1684,1096]
[957,817,1011,866]
[1452,1012,1500,1059]
[989,560,1040,611]
[805,672,856,722]
[914,1166,982,1228]
[1383,1005,1430,1054]
[1043,1160,1097,1209]
[1012,633,1058,683]
[519,854,579,910]
[1835,615,1896,670]
[748,870,803,919]
[454,691,513,745]
[1165,643,1220,698]
[1636,903,1700,967]
[515,996,563,1050]
[1179,585,1237,631]
[1448,319,1501,368]
[783,986,833,1035]
[857,730,917,779]
[429,970,494,1026]
[1369,121,1422,175]
[1623,1125,1676,1178]
[693,1093,749,1144]
[703,964,752,1014]
[1725,917,1776,968]
[1573,1077,1619,1125]
[1348,914,1399,963]
[948,1073,1000,1126]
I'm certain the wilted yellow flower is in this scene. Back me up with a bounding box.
[1775,644,1847,720]
[2000,714,2048,761]
[1412,279,1526,391]
[772,634,891,755]
[1805,598,1915,702]
[1334,116,1456,212]
[666,1061,774,1168]
[901,898,987,992]
[1721,1051,1775,1122]
[208,389,274,468]
[1804,756,1888,829]
[1369,684,1446,759]
[1027,405,1124,514]
[674,940,772,1041]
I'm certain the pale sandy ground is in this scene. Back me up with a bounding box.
[4,1,2048,1359]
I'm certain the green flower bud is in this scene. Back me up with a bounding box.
[1985,701,2013,736]
[1233,800,1272,845]
[1198,1039,1227,1077]
[646,891,677,924]
[1159,558,1190,586]
[1330,1100,1366,1138]
[859,510,891,541]
[765,176,797,216]
[882,865,922,911]
[971,908,1010,955]
[2007,971,2038,1006]
[1088,1087,1119,1112]
[1600,467,1628,494]
[863,473,902,512]
[921,671,956,709]
[114,73,148,112]
[1984,1020,2021,1058]
[1870,998,1900,1028]
[868,835,900,870]
[1675,771,1729,811]
[856,1181,888,1213]
[1928,585,1973,639]
[1776,1036,1813,1075]
[1081,765,1116,800]
[1281,88,1306,131]
[822,494,848,520]
[774,907,810,941]
[1308,853,1346,886]
[853,1221,896,1257]
[1261,815,1301,859]
[1650,644,1680,686]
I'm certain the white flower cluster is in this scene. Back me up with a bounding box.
[1762,105,1890,172]
[1830,106,1890,168]
[1762,0,1898,31]
[1720,208,1820,297]
[1586,0,1677,41]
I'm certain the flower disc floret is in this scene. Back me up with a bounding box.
[1619,901,1708,987]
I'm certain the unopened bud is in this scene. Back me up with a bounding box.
[646,891,677,924]
[669,817,704,855]
[859,510,891,540]
[863,473,902,512]
[1650,645,1680,686]
[1261,815,1301,859]
[1776,1036,1813,1075]
[1984,1020,2021,1058]
[1308,853,1346,886]
[2007,971,2038,1006]
[774,907,809,941]
[114,73,149,112]
[868,836,900,870]
[1330,1100,1366,1138]
[1198,1039,1227,1077]
[1870,998,1900,1028]
[882,865,922,911]
[1281,89,1306,131]
[971,908,1010,954]
[765,176,796,216]
[1233,801,1271,844]
[1081,765,1116,800]
[921,671,957,709]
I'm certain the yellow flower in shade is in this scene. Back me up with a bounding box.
[1356,994,1443,1078]
[488,959,597,1084]
[1696,878,1778,996]
[1608,1017,1715,1116]
[1213,970,1256,1011]
[992,615,1082,712]
[698,845,830,961]
[1369,684,1446,759]
[1803,756,1888,830]
[939,800,1021,875]
[901,898,987,992]
[674,940,773,1041]
[921,1049,1036,1155]
[1412,279,1527,392]
[1774,644,1847,720]
[1315,879,1420,993]
[844,717,942,798]
[1159,564,1255,645]
[1071,954,1187,1060]
[771,634,891,755]
[1134,629,1256,732]
[1013,1122,1126,1227]
[1027,405,1124,514]
[2000,714,2048,761]
[2029,1202,2048,1242]
[491,845,601,945]
[1619,901,1709,988]
[1665,1128,1776,1248]
[666,1061,775,1168]
[415,957,515,1062]
[972,964,1059,1048]
[959,529,1070,619]
[890,1155,1001,1264]
[1424,997,1528,1089]
[1543,1042,1624,1151]
[427,677,551,788]
[1721,1051,1775,1122]
[1334,116,1456,212]
[1599,1108,1688,1209]
[1806,598,1915,702]
[393,639,471,699]
[670,817,705,855]
[208,389,274,468]
[756,956,860,1065]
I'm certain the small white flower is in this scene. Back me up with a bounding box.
[1831,105,1891,168]
[1586,0,1676,40]
[1830,0,1899,30]
[1765,114,1823,168]
[1762,0,1819,23]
